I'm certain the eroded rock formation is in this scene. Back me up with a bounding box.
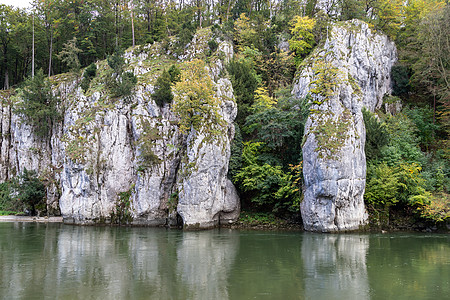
[0,31,239,229]
[292,20,397,232]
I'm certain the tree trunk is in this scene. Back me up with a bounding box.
[48,25,53,77]
[131,6,135,47]
[32,14,35,78]
[3,45,8,89]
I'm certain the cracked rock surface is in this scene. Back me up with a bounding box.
[292,20,397,232]
[0,37,239,228]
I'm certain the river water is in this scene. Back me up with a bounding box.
[0,222,448,300]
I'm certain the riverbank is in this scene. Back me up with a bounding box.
[0,216,63,223]
[224,209,450,233]
[0,211,447,233]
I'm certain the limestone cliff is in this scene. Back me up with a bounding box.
[292,20,397,232]
[0,30,239,228]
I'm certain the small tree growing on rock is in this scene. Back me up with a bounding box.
[15,69,60,138]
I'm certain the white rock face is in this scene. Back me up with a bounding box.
[0,40,240,228]
[292,20,397,232]
[176,78,238,228]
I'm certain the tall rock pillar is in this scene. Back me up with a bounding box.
[292,20,397,231]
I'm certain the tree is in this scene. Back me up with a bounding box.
[226,57,260,124]
[373,0,403,38]
[57,37,82,74]
[411,4,449,142]
[0,5,16,89]
[362,108,389,160]
[234,13,257,51]
[15,69,60,138]
[11,168,46,216]
[152,65,180,107]
[288,15,316,64]
[172,59,224,136]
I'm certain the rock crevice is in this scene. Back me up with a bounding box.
[0,38,240,229]
[292,20,397,232]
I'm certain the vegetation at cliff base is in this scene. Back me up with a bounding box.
[0,169,47,216]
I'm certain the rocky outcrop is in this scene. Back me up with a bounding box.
[0,35,239,228]
[292,20,397,232]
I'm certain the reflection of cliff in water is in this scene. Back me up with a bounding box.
[56,227,238,300]
[301,234,370,300]
[3,224,448,300]
[0,224,239,300]
[177,229,239,299]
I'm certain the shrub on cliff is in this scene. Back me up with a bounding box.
[172,59,224,136]
[105,50,137,98]
[80,63,97,92]
[152,64,180,107]
[15,69,60,138]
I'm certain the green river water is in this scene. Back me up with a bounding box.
[0,222,449,300]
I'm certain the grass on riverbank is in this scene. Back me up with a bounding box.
[0,211,19,216]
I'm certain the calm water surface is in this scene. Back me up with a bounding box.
[0,222,449,300]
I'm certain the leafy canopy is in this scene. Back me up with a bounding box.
[172,59,224,136]
[15,69,60,138]
[289,16,316,64]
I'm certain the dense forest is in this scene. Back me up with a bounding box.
[0,0,448,227]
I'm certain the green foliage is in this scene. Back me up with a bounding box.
[380,112,424,165]
[111,185,134,225]
[105,50,137,98]
[228,124,244,180]
[363,110,447,222]
[208,39,218,54]
[0,182,12,211]
[152,70,173,106]
[309,60,343,101]
[152,64,181,107]
[365,163,402,207]
[405,107,440,150]
[168,64,181,82]
[226,58,260,124]
[107,49,125,74]
[172,59,224,137]
[260,49,296,95]
[111,71,137,98]
[244,96,307,166]
[391,65,410,96]
[362,108,389,160]
[15,69,60,138]
[418,193,450,222]
[57,37,82,74]
[234,13,258,51]
[421,151,450,192]
[250,87,277,113]
[11,168,46,216]
[289,16,316,64]
[238,211,288,227]
[80,63,97,92]
[234,142,301,213]
[137,120,162,171]
[0,211,17,216]
[365,162,430,207]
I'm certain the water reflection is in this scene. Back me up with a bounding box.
[0,224,239,300]
[302,234,369,300]
[176,230,238,299]
[1,223,449,300]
